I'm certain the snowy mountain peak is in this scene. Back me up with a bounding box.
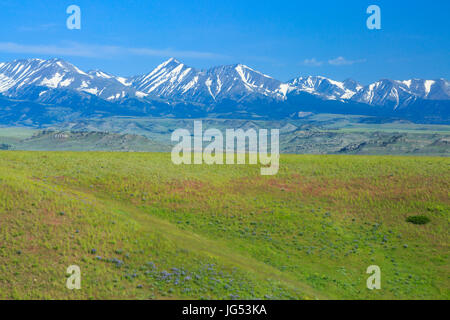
[88,70,114,79]
[131,60,286,103]
[288,75,360,100]
[350,78,450,108]
[158,57,183,69]
[0,58,136,100]
[234,63,274,80]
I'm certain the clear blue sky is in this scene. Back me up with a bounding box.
[0,0,448,84]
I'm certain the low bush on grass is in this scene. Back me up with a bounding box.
[406,215,431,225]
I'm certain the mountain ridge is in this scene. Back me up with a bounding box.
[0,57,448,125]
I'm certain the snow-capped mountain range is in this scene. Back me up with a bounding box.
[0,57,449,124]
[132,58,289,104]
[288,76,449,108]
[0,58,135,100]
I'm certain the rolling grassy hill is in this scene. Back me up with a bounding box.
[0,152,448,299]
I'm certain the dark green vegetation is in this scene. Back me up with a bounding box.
[0,152,448,299]
[1,114,450,155]
[406,215,431,225]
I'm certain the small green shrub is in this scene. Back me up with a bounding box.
[406,215,430,225]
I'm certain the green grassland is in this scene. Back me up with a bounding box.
[0,151,448,300]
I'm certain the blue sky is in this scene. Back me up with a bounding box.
[0,0,448,84]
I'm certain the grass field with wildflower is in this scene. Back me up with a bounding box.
[0,151,448,299]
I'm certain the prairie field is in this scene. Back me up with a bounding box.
[0,151,448,299]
